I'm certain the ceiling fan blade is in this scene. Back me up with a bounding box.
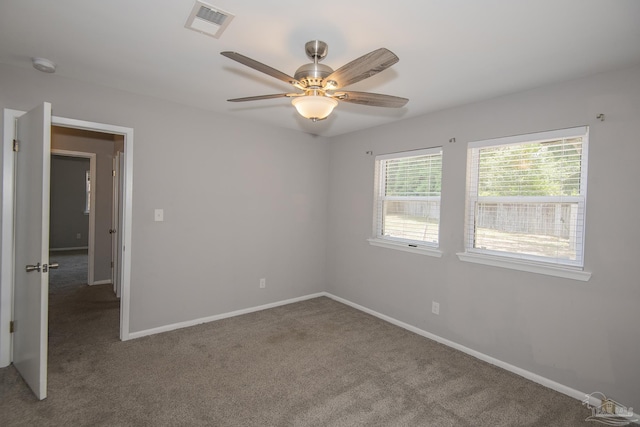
[221,51,302,88]
[325,48,399,89]
[335,91,408,108]
[227,93,296,102]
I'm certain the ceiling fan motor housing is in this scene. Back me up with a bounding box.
[294,40,334,89]
[294,63,333,88]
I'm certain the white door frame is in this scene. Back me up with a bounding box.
[112,152,124,298]
[1,109,134,367]
[50,149,97,285]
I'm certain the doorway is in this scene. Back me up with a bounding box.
[0,107,134,377]
[47,128,124,341]
[50,126,124,288]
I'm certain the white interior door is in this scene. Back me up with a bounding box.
[13,102,52,400]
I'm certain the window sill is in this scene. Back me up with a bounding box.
[368,238,443,257]
[456,252,591,281]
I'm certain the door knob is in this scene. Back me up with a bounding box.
[43,263,59,272]
[25,263,41,272]
[25,262,59,273]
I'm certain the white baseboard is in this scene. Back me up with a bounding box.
[321,292,639,421]
[128,292,325,340]
[91,280,112,286]
[49,246,88,252]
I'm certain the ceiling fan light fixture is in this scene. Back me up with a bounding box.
[291,95,338,121]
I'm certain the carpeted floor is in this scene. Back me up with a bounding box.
[48,249,89,288]
[0,284,598,426]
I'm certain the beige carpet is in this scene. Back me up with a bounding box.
[0,283,597,426]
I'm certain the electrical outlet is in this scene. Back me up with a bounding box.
[259,278,266,289]
[76,233,81,239]
[432,301,440,315]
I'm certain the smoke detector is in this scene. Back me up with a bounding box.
[32,57,56,73]
[185,1,234,39]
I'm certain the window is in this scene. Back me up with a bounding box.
[370,148,443,254]
[463,127,589,270]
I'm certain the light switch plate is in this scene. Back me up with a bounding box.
[432,301,440,315]
[154,209,164,222]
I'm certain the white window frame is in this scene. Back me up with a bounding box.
[457,127,591,281]
[368,147,443,257]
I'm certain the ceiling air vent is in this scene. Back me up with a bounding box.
[185,1,234,39]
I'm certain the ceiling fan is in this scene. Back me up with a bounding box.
[221,40,408,121]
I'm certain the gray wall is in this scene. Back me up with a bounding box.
[0,62,329,333]
[326,65,640,409]
[51,127,115,283]
[50,155,89,249]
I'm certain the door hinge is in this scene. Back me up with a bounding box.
[13,139,19,152]
[111,261,114,268]
[112,170,116,177]
[10,321,15,333]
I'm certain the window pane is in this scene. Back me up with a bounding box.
[382,200,440,243]
[385,155,442,197]
[478,138,583,197]
[474,202,582,261]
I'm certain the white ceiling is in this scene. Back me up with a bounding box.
[1,0,639,137]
